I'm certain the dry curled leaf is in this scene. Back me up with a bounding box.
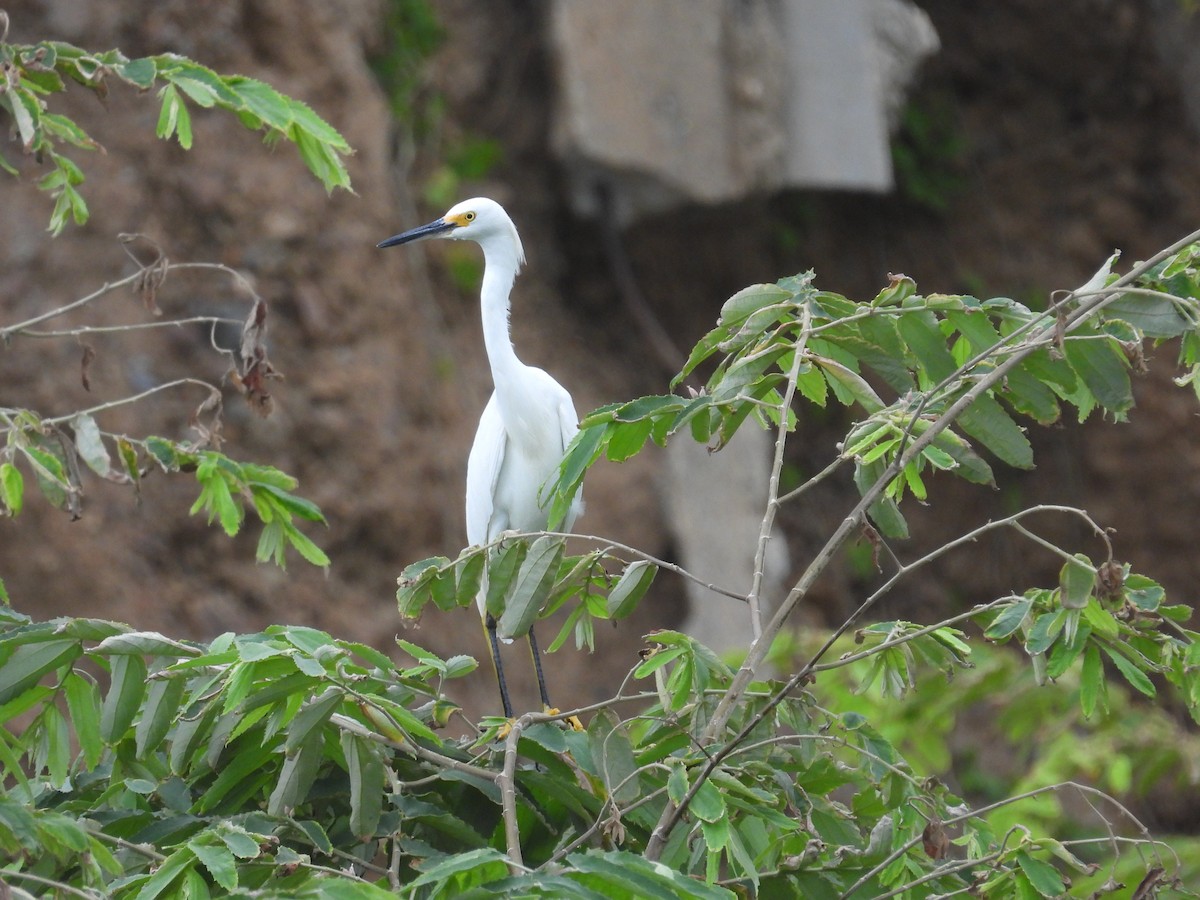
[922,818,949,860]
[1095,559,1125,603]
[80,342,95,392]
[120,233,168,316]
[189,387,224,450]
[231,298,281,417]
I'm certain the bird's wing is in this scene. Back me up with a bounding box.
[555,387,584,533]
[466,393,507,546]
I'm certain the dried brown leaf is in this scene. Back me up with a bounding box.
[80,342,95,392]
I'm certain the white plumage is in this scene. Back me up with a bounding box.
[379,197,583,715]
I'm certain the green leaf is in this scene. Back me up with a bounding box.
[1016,851,1065,898]
[897,308,958,382]
[497,536,563,640]
[134,845,196,900]
[589,710,640,805]
[1059,554,1094,610]
[0,639,81,705]
[342,732,385,839]
[1102,646,1156,698]
[1080,644,1105,718]
[1062,328,1132,414]
[136,674,187,757]
[719,283,793,326]
[63,671,103,768]
[690,777,726,823]
[283,521,331,570]
[985,597,1033,641]
[101,653,148,743]
[21,444,70,509]
[285,687,343,752]
[606,560,656,620]
[96,631,200,657]
[268,729,325,816]
[605,418,653,462]
[957,392,1034,469]
[0,462,24,516]
[484,543,525,619]
[187,839,237,892]
[1105,292,1190,338]
[115,56,157,89]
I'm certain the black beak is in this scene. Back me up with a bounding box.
[377,218,455,249]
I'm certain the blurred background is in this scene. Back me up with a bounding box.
[2,0,1200,766]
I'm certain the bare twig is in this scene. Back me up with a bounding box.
[746,305,812,640]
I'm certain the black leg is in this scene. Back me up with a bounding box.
[485,613,514,718]
[528,626,552,711]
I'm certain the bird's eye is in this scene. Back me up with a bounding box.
[464,211,476,222]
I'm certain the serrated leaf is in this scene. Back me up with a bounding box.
[1105,292,1190,338]
[188,839,237,892]
[690,777,726,823]
[1103,646,1156,698]
[605,418,653,462]
[1017,851,1065,897]
[1062,328,1132,414]
[957,392,1034,468]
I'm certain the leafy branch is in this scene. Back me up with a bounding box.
[0,14,352,233]
[1,235,328,569]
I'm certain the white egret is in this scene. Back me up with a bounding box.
[378,198,584,717]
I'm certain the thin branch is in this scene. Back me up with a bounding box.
[35,378,220,428]
[19,315,242,339]
[495,530,748,603]
[776,453,848,506]
[499,715,527,873]
[840,779,1170,899]
[0,271,143,339]
[329,713,499,784]
[0,869,102,899]
[803,504,1109,675]
[748,306,812,640]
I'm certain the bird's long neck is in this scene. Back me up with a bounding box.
[479,242,522,382]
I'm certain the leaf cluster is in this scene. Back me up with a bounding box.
[2,606,1124,898]
[0,25,352,233]
[0,410,329,570]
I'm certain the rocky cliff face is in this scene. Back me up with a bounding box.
[2,0,1199,728]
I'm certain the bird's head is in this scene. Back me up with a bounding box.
[378,197,525,266]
